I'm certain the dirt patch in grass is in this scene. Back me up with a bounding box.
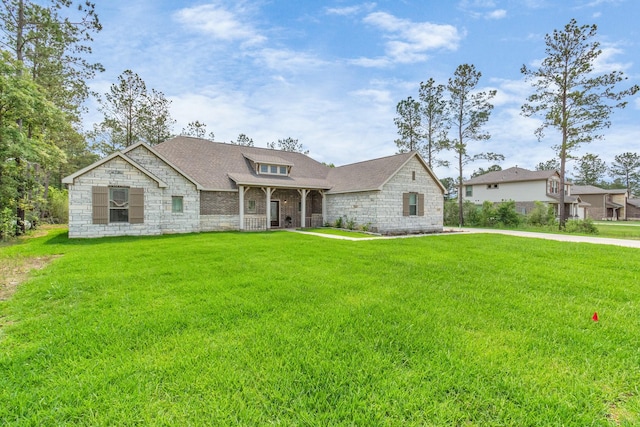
[0,255,62,301]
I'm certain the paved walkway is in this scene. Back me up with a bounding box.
[288,228,640,248]
[448,227,640,249]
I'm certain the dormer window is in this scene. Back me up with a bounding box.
[243,152,293,177]
[259,163,289,176]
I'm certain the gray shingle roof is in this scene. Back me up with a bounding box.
[628,198,640,208]
[150,137,443,194]
[153,136,331,191]
[571,185,628,195]
[463,167,558,185]
[327,151,415,193]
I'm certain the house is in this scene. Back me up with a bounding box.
[571,185,629,220]
[461,166,588,219]
[628,198,640,220]
[62,136,445,238]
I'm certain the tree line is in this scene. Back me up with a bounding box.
[0,0,308,239]
[393,19,638,228]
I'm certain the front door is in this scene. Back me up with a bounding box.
[270,200,280,227]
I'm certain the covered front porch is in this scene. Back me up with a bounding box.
[238,186,327,231]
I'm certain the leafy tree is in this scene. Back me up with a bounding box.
[478,200,497,227]
[0,52,67,237]
[521,19,639,228]
[496,200,521,226]
[91,70,147,153]
[471,164,502,178]
[573,153,607,185]
[0,0,102,231]
[267,137,309,154]
[231,133,254,146]
[140,89,175,146]
[393,96,422,153]
[91,70,175,155]
[439,177,457,199]
[609,152,640,195]
[0,0,102,121]
[418,78,449,168]
[181,120,214,140]
[447,63,502,226]
[535,159,560,171]
[526,201,556,227]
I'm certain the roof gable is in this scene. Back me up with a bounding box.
[327,151,446,194]
[123,142,203,190]
[62,152,168,188]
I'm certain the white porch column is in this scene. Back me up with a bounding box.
[298,189,309,228]
[320,190,326,225]
[239,185,245,230]
[262,187,275,229]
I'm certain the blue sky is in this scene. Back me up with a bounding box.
[86,0,640,180]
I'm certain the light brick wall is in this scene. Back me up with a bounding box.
[200,215,240,231]
[326,192,379,230]
[67,157,164,238]
[376,156,443,234]
[326,156,444,234]
[68,147,201,238]
[127,146,200,234]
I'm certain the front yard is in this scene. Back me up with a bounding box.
[1,228,639,425]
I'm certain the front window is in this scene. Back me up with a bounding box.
[172,196,183,213]
[109,187,129,222]
[409,193,417,216]
[260,164,268,173]
[465,185,473,197]
[549,179,559,194]
[247,200,256,213]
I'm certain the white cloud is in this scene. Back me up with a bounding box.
[325,3,377,16]
[174,3,266,46]
[592,44,633,74]
[486,9,507,19]
[349,88,393,105]
[358,12,461,66]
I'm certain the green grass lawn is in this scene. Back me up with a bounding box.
[1,228,639,425]
[593,222,640,240]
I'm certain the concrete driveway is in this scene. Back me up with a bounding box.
[448,227,640,249]
[290,228,640,248]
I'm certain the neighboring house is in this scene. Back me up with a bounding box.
[62,136,445,238]
[571,185,629,220]
[628,198,640,220]
[462,166,588,219]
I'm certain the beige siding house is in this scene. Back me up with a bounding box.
[63,136,445,238]
[462,166,588,219]
[571,185,629,220]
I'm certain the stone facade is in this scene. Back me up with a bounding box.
[326,156,443,234]
[127,145,200,234]
[67,147,200,238]
[65,143,444,238]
